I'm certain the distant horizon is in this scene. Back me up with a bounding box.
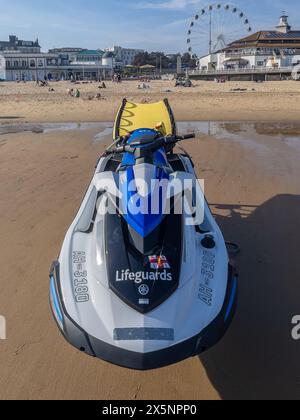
[1,1,300,54]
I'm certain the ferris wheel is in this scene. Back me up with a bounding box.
[187,3,252,58]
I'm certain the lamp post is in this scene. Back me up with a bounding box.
[209,8,212,55]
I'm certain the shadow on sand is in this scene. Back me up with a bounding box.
[201,194,300,400]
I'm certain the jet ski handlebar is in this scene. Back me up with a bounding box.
[105,133,196,155]
[176,134,196,141]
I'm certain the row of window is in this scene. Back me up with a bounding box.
[226,48,300,55]
[18,48,41,53]
[6,59,45,68]
[75,56,101,62]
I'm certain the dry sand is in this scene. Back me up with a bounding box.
[1,80,300,123]
[0,82,300,400]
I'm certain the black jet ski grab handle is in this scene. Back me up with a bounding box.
[176,134,196,141]
[106,133,196,155]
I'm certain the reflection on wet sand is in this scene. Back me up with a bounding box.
[180,121,300,141]
[2,121,300,143]
[0,122,113,137]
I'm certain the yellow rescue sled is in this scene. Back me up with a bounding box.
[113,99,177,139]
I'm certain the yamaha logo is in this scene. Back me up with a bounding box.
[138,284,150,296]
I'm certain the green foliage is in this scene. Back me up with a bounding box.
[133,52,197,69]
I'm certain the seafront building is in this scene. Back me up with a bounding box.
[104,46,144,67]
[0,35,41,53]
[194,14,300,80]
[2,52,62,81]
[1,50,113,81]
[0,37,115,81]
[0,41,142,81]
[48,48,85,64]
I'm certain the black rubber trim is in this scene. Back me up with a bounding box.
[114,98,176,139]
[163,98,177,136]
[114,98,127,139]
[49,262,95,357]
[49,262,237,371]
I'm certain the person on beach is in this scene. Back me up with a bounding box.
[75,89,81,98]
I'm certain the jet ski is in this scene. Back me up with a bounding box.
[50,99,237,371]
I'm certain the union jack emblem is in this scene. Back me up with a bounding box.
[149,255,170,270]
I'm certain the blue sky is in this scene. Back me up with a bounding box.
[0,0,299,53]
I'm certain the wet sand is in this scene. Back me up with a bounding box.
[1,80,300,124]
[0,122,300,400]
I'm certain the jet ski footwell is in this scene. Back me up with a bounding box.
[50,261,237,370]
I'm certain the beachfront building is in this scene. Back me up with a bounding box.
[1,52,62,81]
[65,49,112,80]
[71,49,104,63]
[0,48,114,81]
[47,48,113,78]
[0,35,41,53]
[102,52,115,69]
[105,46,144,67]
[199,14,300,71]
[48,48,85,64]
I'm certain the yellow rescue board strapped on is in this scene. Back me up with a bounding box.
[113,98,177,139]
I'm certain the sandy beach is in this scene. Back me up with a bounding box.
[1,80,300,124]
[1,82,300,400]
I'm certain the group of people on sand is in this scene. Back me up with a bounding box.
[37,80,48,87]
[112,73,122,83]
[175,77,193,88]
[67,88,81,98]
[36,76,50,87]
[67,84,107,100]
[138,82,151,90]
[87,93,106,101]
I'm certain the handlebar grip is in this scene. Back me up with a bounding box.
[179,133,196,140]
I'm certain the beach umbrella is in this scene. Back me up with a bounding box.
[140,65,156,69]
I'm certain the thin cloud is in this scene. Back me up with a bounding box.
[135,0,199,11]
